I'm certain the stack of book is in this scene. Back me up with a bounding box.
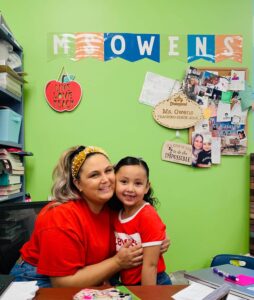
[0,72,22,97]
[0,183,22,196]
[0,148,23,198]
[0,65,25,98]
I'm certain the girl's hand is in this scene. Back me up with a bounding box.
[115,241,143,269]
[160,236,171,254]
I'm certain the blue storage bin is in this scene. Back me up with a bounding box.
[0,107,22,143]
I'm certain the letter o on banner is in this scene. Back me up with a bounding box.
[111,35,126,55]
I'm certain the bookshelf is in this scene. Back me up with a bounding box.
[0,15,29,203]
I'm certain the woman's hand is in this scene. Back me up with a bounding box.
[160,236,171,254]
[115,241,143,269]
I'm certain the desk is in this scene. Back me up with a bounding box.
[35,285,187,300]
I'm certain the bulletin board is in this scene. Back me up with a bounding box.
[188,67,248,157]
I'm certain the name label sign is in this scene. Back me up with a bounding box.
[153,92,203,129]
[162,141,192,165]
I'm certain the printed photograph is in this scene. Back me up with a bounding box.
[209,117,247,155]
[191,132,212,168]
[183,67,203,101]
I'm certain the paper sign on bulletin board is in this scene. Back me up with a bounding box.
[188,67,248,156]
[153,92,203,129]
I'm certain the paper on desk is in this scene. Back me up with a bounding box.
[0,281,39,300]
[172,282,243,300]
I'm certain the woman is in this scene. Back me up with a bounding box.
[10,146,144,288]
[191,133,203,167]
[10,146,169,288]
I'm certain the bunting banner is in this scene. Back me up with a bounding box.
[187,35,215,63]
[48,33,243,63]
[215,35,242,63]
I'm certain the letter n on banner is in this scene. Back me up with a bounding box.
[215,35,242,63]
[187,35,215,63]
[104,33,160,62]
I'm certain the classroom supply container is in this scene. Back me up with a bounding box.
[0,107,22,143]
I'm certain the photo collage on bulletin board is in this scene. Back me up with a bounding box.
[186,66,248,168]
[138,66,251,168]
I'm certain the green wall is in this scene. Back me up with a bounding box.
[1,0,252,273]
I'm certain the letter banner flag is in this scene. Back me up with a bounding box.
[75,32,104,61]
[215,35,242,63]
[188,35,215,63]
[49,32,243,63]
[165,34,187,62]
[104,33,160,62]
[48,33,76,61]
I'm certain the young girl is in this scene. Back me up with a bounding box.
[109,156,171,286]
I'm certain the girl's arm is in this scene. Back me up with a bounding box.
[141,245,161,286]
[51,242,143,287]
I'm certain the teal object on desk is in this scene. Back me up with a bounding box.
[184,264,254,300]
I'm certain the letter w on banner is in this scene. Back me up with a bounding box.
[104,33,160,62]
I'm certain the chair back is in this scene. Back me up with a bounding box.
[0,201,49,274]
[211,254,254,270]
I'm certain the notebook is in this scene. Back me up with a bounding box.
[185,264,254,300]
[0,274,14,296]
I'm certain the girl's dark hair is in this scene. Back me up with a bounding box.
[109,156,159,211]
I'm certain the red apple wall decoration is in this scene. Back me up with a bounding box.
[45,78,82,112]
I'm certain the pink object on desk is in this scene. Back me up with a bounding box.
[226,274,254,286]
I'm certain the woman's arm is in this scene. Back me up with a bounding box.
[141,245,161,286]
[51,242,143,287]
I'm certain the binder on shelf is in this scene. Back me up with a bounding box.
[0,173,21,186]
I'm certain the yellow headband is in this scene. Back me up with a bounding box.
[71,146,108,179]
